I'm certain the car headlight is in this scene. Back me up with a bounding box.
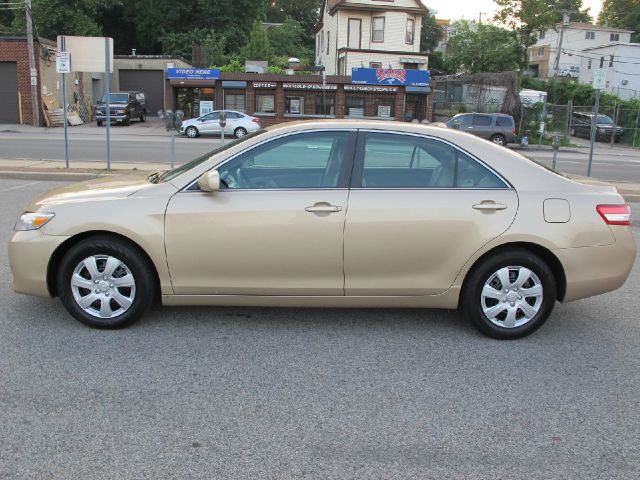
[14,212,55,231]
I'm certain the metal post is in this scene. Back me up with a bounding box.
[105,38,111,171]
[610,101,618,149]
[566,99,572,140]
[61,36,69,168]
[632,107,640,148]
[170,129,175,169]
[587,89,600,177]
[538,99,547,148]
[220,127,224,145]
[25,0,39,127]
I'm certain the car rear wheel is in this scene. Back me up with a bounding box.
[57,236,156,329]
[140,112,146,122]
[462,248,557,339]
[234,127,247,139]
[490,134,506,146]
[97,120,103,127]
[186,126,198,138]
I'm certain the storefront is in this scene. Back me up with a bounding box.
[165,68,433,125]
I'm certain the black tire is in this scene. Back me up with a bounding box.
[123,115,131,126]
[185,126,198,138]
[56,236,156,329]
[461,248,557,339]
[140,112,146,122]
[234,127,247,139]
[490,134,506,146]
[97,120,103,127]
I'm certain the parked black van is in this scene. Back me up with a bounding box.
[95,91,147,126]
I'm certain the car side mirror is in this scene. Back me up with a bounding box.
[198,171,220,192]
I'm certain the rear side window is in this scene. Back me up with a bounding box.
[473,115,492,126]
[495,116,513,127]
[357,132,507,189]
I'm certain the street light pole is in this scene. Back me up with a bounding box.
[553,12,571,78]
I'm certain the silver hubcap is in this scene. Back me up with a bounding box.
[71,255,136,319]
[187,128,196,138]
[493,137,504,145]
[236,129,246,138]
[481,266,543,329]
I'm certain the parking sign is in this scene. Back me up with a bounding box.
[56,51,71,73]
[592,68,606,90]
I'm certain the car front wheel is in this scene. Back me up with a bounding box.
[57,236,156,329]
[462,248,557,339]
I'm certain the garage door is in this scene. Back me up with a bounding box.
[0,62,20,124]
[119,70,164,115]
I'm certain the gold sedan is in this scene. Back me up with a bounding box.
[8,121,636,339]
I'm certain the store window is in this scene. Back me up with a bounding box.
[224,90,246,112]
[346,96,365,117]
[285,96,305,115]
[315,95,336,116]
[255,92,276,114]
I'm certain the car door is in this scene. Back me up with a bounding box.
[199,112,221,134]
[472,114,493,139]
[165,130,357,296]
[344,131,518,296]
[222,111,241,135]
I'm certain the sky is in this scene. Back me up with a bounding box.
[423,0,603,22]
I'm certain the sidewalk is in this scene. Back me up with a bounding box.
[0,117,169,138]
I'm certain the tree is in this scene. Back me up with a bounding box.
[446,20,526,74]
[494,0,592,45]
[268,17,314,65]
[240,21,273,62]
[420,13,443,52]
[266,0,321,35]
[599,0,640,42]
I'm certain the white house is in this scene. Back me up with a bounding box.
[578,43,640,100]
[314,0,429,75]
[529,22,633,78]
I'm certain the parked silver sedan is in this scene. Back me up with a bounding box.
[179,110,262,139]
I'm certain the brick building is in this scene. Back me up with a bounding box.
[166,72,434,125]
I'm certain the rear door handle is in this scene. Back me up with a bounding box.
[473,202,508,211]
[305,203,342,213]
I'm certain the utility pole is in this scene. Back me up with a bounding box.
[477,12,487,24]
[25,0,39,126]
[553,11,571,78]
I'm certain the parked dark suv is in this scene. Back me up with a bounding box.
[570,112,623,142]
[95,91,147,126]
[446,113,517,146]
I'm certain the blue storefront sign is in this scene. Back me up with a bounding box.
[351,67,430,87]
[166,68,220,80]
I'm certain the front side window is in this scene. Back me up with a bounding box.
[217,131,353,189]
[372,17,385,42]
[356,132,505,189]
[406,18,415,45]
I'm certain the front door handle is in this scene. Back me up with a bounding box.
[305,203,342,213]
[473,202,508,211]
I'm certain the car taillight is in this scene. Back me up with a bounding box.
[252,117,260,123]
[597,204,631,226]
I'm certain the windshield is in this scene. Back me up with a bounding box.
[596,115,613,125]
[157,129,267,183]
[101,93,129,104]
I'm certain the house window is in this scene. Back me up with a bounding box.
[588,58,592,69]
[348,18,362,49]
[539,30,545,40]
[585,31,595,40]
[285,96,305,115]
[370,62,382,68]
[609,55,614,67]
[327,31,331,55]
[316,35,319,56]
[321,31,324,53]
[406,18,415,45]
[338,56,346,75]
[224,91,246,112]
[600,56,604,68]
[610,33,619,41]
[372,17,385,43]
[255,93,276,114]
[538,47,544,56]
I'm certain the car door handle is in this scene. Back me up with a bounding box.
[305,203,342,213]
[473,202,508,211]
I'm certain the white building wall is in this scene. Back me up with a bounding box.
[579,44,640,100]
[533,25,632,77]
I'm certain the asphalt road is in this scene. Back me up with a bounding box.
[1,125,640,183]
[1,179,639,479]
